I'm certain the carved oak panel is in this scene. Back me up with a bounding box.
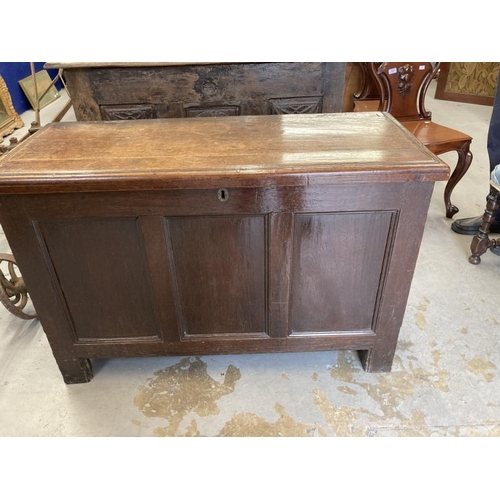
[56,63,347,121]
[268,96,323,114]
[100,104,158,120]
[184,105,240,118]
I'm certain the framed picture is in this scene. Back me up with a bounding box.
[0,75,23,138]
[19,69,60,111]
[435,62,499,106]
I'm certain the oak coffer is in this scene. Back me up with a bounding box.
[0,113,449,383]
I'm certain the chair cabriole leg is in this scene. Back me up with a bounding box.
[444,141,473,218]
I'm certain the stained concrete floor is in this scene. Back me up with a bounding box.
[1,80,499,437]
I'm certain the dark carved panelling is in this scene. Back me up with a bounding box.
[184,105,240,118]
[100,104,158,120]
[198,80,220,96]
[60,63,347,121]
[268,96,323,114]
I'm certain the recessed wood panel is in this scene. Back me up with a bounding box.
[100,104,158,120]
[37,217,160,342]
[290,211,394,334]
[184,105,240,117]
[165,215,267,337]
[268,96,323,114]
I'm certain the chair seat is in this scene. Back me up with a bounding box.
[353,99,381,112]
[402,120,472,154]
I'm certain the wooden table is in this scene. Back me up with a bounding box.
[0,112,448,384]
[45,62,348,120]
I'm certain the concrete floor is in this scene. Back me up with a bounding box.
[1,80,499,437]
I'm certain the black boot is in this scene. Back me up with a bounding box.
[451,215,500,235]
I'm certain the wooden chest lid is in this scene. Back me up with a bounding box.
[0,113,449,194]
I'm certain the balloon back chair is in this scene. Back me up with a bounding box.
[369,62,473,218]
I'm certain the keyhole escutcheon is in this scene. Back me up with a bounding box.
[218,188,229,202]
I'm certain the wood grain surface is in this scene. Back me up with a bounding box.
[0,113,448,194]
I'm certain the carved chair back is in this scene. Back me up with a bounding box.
[369,62,441,121]
[354,62,382,100]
